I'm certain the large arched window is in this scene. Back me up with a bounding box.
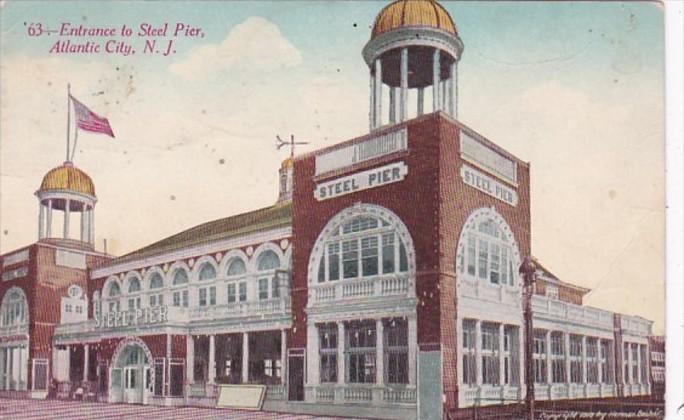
[316,215,408,283]
[225,257,247,304]
[0,289,27,327]
[171,268,189,307]
[457,210,519,286]
[256,250,281,301]
[197,263,217,307]
[126,276,142,311]
[106,281,121,312]
[148,272,164,307]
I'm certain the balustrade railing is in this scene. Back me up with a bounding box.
[310,275,413,305]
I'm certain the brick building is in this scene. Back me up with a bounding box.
[0,1,654,419]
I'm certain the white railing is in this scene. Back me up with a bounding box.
[188,298,290,320]
[344,387,373,402]
[461,386,521,407]
[621,316,652,337]
[54,319,96,336]
[266,385,286,400]
[310,275,413,305]
[382,387,417,403]
[532,295,614,331]
[0,324,28,337]
[459,277,520,306]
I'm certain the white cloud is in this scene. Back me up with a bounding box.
[169,17,303,80]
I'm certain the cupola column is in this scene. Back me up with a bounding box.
[450,61,458,118]
[433,49,441,112]
[417,88,425,116]
[374,58,383,128]
[38,202,45,240]
[389,88,397,124]
[400,47,408,121]
[46,200,53,237]
[89,208,95,244]
[63,198,71,239]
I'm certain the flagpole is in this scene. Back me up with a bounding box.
[71,126,79,162]
[66,83,71,163]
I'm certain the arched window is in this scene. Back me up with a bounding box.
[93,291,101,320]
[128,277,141,293]
[317,215,408,283]
[197,263,217,307]
[257,250,280,271]
[126,276,142,311]
[225,257,247,304]
[0,289,27,327]
[226,258,246,276]
[198,263,217,281]
[458,212,518,286]
[256,250,281,301]
[148,272,164,307]
[106,281,121,312]
[171,268,189,307]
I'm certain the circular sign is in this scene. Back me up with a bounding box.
[68,285,83,299]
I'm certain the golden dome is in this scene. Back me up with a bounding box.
[281,157,294,170]
[372,0,457,38]
[39,162,95,196]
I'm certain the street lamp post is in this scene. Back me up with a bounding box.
[520,256,538,420]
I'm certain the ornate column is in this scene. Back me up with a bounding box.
[280,330,287,385]
[546,331,552,386]
[374,58,383,128]
[376,319,384,385]
[186,335,194,384]
[64,198,71,239]
[400,47,408,121]
[241,333,249,384]
[389,87,397,124]
[80,208,86,242]
[475,320,483,386]
[408,316,417,386]
[337,322,345,385]
[83,344,89,382]
[65,345,71,383]
[433,48,441,112]
[208,335,216,384]
[499,324,506,387]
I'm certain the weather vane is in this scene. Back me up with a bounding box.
[276,134,309,159]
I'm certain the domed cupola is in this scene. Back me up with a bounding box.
[35,161,97,247]
[362,0,464,130]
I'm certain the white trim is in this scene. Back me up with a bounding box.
[92,227,291,278]
[191,255,219,283]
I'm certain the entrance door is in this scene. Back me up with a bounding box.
[288,354,304,401]
[123,366,143,404]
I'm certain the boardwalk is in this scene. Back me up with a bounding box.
[0,399,350,420]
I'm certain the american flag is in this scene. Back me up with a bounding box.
[70,95,115,138]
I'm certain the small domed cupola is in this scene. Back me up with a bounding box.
[362,0,464,130]
[35,161,97,247]
[277,157,294,203]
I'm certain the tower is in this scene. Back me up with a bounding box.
[35,161,97,248]
[362,0,464,130]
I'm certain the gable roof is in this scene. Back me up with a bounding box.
[107,201,292,266]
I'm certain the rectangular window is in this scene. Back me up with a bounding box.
[149,295,157,307]
[258,278,269,300]
[481,323,500,385]
[533,330,547,384]
[467,236,476,275]
[462,320,477,386]
[346,321,376,384]
[399,243,408,272]
[319,323,338,383]
[570,335,583,383]
[239,283,247,302]
[501,247,510,285]
[66,304,72,313]
[551,332,566,383]
[361,236,379,276]
[342,240,359,279]
[631,344,639,383]
[489,244,500,284]
[382,233,395,274]
[227,284,236,303]
[199,288,207,307]
[328,243,340,281]
[182,290,189,307]
[504,326,519,385]
[173,292,181,307]
[385,318,408,384]
[478,240,489,279]
[209,286,216,305]
[586,338,599,384]
[640,345,648,385]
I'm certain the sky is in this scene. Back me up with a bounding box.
[0,1,665,333]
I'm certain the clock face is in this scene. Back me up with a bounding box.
[68,285,83,299]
